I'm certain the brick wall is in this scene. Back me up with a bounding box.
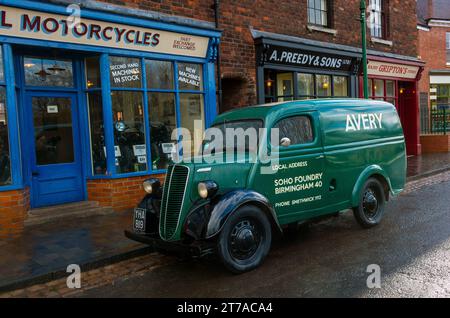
[0,188,30,240]
[418,26,450,105]
[98,0,418,111]
[87,174,165,211]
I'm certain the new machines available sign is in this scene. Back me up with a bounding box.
[0,5,209,58]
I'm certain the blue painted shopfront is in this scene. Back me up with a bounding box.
[0,0,220,208]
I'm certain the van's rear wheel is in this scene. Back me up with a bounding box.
[353,178,386,228]
[217,205,272,274]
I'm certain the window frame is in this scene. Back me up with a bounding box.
[264,69,350,102]
[307,0,332,28]
[369,0,389,39]
[85,54,207,178]
[270,114,317,150]
[367,77,398,106]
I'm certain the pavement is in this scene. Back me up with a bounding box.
[0,152,449,294]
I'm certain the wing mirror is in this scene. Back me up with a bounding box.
[280,137,291,147]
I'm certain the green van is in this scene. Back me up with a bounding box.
[125,99,406,273]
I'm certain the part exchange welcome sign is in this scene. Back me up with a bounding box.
[0,5,209,58]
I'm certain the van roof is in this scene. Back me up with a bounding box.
[214,98,395,123]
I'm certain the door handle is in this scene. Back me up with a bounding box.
[315,155,324,159]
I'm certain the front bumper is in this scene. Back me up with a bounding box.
[124,230,214,257]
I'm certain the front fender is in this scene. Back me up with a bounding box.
[351,165,392,207]
[205,190,281,239]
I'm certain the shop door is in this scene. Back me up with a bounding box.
[27,93,84,208]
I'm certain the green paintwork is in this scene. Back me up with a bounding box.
[161,99,406,241]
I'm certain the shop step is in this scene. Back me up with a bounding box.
[25,201,114,227]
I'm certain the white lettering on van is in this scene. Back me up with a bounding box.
[346,113,383,132]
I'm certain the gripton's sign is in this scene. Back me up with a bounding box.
[262,44,358,72]
[367,60,420,80]
[0,5,209,58]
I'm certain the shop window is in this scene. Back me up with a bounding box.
[307,0,331,27]
[109,56,142,89]
[86,57,101,89]
[148,92,176,170]
[369,0,389,39]
[333,76,348,97]
[431,84,450,110]
[87,92,106,175]
[368,78,397,106]
[0,87,11,186]
[276,73,294,102]
[24,57,74,87]
[0,49,4,82]
[446,33,450,64]
[297,73,314,99]
[146,60,174,89]
[373,79,385,99]
[316,75,331,97]
[178,63,203,91]
[179,93,205,156]
[111,91,146,173]
[273,116,314,146]
[265,70,349,101]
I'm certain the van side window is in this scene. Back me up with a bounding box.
[273,116,314,145]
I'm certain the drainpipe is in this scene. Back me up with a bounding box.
[214,0,223,113]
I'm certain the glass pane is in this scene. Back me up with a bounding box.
[386,98,396,106]
[0,87,11,185]
[386,80,395,97]
[111,91,146,173]
[316,74,331,97]
[178,63,203,91]
[368,79,373,96]
[87,92,106,175]
[274,116,314,146]
[374,79,385,97]
[297,73,314,97]
[308,8,315,24]
[24,57,73,87]
[277,72,293,97]
[179,93,205,156]
[86,57,101,89]
[32,97,74,165]
[148,93,176,170]
[0,48,4,82]
[109,56,142,89]
[146,60,174,89]
[333,76,349,97]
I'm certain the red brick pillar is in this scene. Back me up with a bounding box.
[0,188,30,240]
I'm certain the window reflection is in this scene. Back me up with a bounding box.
[178,63,203,91]
[0,87,11,185]
[86,57,101,89]
[109,56,142,89]
[316,74,331,97]
[87,92,106,175]
[179,93,205,156]
[148,93,176,170]
[146,60,174,89]
[24,57,73,87]
[111,91,146,173]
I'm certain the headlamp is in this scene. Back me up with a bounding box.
[143,178,161,194]
[197,180,218,199]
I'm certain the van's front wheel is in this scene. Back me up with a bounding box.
[217,205,272,274]
[353,178,386,228]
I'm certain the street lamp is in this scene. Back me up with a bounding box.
[360,0,369,99]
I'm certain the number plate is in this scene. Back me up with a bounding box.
[133,208,146,232]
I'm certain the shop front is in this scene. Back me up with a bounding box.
[254,31,361,104]
[0,1,220,237]
[363,57,424,155]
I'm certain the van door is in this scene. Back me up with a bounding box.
[256,112,326,223]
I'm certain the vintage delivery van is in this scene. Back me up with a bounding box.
[125,99,406,273]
